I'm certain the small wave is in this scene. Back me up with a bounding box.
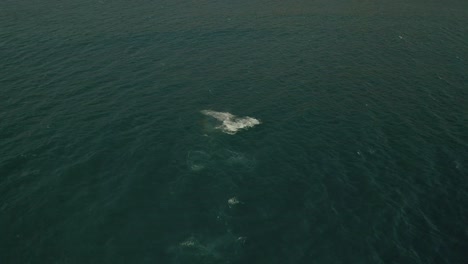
[186,150,211,172]
[201,110,261,135]
[220,149,256,170]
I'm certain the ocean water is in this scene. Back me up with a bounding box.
[1,0,467,263]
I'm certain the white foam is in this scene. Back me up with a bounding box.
[201,110,260,135]
[228,197,241,207]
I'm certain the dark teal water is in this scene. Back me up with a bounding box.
[1,1,468,263]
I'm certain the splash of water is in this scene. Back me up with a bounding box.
[201,110,261,135]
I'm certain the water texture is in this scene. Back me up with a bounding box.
[1,0,467,263]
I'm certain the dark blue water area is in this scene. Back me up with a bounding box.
[1,1,468,263]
